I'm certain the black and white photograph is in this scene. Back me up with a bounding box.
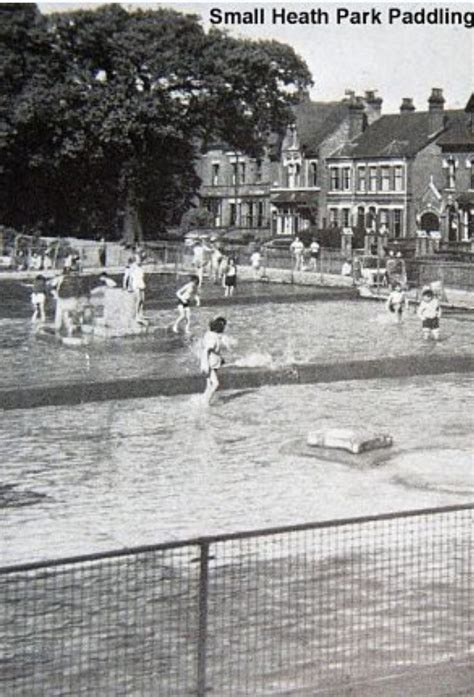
[0,1,473,694]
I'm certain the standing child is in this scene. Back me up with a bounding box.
[250,249,262,279]
[200,316,227,404]
[417,287,441,340]
[386,282,408,323]
[223,257,237,297]
[31,274,47,322]
[173,275,201,334]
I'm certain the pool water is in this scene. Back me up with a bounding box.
[0,297,473,390]
[1,374,472,566]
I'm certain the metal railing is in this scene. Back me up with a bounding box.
[1,504,472,696]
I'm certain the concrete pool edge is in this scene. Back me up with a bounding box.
[1,354,473,411]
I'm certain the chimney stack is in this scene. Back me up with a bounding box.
[400,97,415,113]
[348,96,367,139]
[428,88,445,133]
[364,90,383,124]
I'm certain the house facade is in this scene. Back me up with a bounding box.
[325,89,474,246]
[194,89,474,252]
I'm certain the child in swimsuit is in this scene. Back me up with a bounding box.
[417,288,441,340]
[200,316,227,404]
[223,258,237,297]
[30,274,47,322]
[173,275,201,334]
[386,282,408,323]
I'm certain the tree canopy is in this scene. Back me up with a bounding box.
[0,4,312,240]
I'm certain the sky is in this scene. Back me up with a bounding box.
[36,1,473,113]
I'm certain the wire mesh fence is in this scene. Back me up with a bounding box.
[1,504,472,696]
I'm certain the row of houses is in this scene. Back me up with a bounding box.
[196,89,474,250]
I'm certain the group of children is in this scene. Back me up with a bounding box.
[386,282,441,340]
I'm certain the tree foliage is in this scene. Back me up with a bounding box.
[0,4,312,240]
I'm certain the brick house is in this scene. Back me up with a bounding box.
[196,142,277,236]
[325,89,474,247]
[270,91,382,235]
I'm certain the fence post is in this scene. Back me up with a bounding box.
[196,541,210,697]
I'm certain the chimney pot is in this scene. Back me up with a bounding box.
[428,88,445,112]
[400,97,415,113]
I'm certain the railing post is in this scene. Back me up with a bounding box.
[196,541,210,697]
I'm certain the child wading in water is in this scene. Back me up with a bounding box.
[200,316,227,404]
[223,258,237,297]
[386,282,408,323]
[173,275,201,334]
[417,287,441,340]
[31,274,47,322]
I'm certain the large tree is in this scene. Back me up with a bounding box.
[0,4,312,240]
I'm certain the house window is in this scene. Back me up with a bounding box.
[309,162,318,186]
[393,209,402,238]
[470,159,474,189]
[381,167,390,192]
[394,166,403,191]
[357,167,366,192]
[330,168,340,191]
[446,157,456,189]
[229,202,237,226]
[342,168,351,191]
[212,164,220,186]
[342,208,350,227]
[231,163,238,186]
[257,201,265,227]
[295,163,301,187]
[379,209,389,232]
[203,198,222,227]
[246,201,254,228]
[239,162,246,185]
[329,208,339,228]
[369,167,377,192]
[255,159,263,183]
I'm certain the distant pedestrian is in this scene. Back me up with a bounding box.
[126,258,146,318]
[290,237,304,271]
[250,249,262,279]
[309,240,320,271]
[223,257,237,297]
[173,275,201,334]
[417,288,441,340]
[200,316,227,404]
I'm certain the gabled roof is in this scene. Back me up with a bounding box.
[291,100,351,157]
[330,112,436,159]
[330,110,468,159]
[436,110,474,147]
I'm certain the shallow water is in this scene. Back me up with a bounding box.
[1,374,472,566]
[0,296,473,389]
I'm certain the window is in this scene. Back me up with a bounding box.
[295,163,301,187]
[309,162,318,186]
[342,208,350,227]
[246,201,254,228]
[231,163,238,186]
[342,168,351,191]
[379,209,389,232]
[239,162,246,185]
[255,159,263,183]
[330,168,340,191]
[393,209,402,237]
[446,157,456,189]
[329,208,339,228]
[257,201,265,227]
[381,167,390,192]
[357,167,366,192]
[369,167,377,192]
[470,159,474,190]
[212,164,220,186]
[229,203,236,226]
[394,166,403,192]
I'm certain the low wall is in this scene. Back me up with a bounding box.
[2,354,473,411]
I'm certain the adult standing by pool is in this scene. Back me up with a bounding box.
[290,237,304,271]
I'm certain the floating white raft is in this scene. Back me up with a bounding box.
[307,428,393,455]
